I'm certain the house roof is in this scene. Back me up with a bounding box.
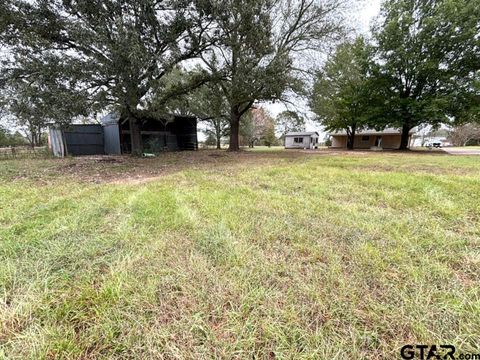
[328,127,416,136]
[285,132,319,137]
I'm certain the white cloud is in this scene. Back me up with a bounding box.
[356,0,382,34]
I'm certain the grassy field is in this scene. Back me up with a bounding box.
[1,149,479,359]
[448,146,480,150]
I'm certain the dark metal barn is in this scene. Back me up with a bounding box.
[117,115,198,153]
[48,114,198,157]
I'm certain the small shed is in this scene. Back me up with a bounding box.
[284,132,319,149]
[48,113,198,157]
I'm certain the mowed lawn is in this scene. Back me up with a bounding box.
[1,150,479,359]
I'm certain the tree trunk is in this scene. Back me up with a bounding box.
[228,107,240,151]
[215,121,222,150]
[399,124,411,150]
[347,126,356,150]
[129,116,143,156]
[37,125,42,146]
[28,124,35,148]
[215,127,221,149]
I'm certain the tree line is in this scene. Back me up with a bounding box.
[311,0,479,150]
[0,0,346,153]
[0,0,478,152]
[201,108,306,149]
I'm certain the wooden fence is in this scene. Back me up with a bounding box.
[0,146,51,160]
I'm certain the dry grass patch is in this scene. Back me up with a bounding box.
[1,149,479,359]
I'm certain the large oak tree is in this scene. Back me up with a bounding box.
[372,0,480,149]
[0,0,215,154]
[201,0,349,151]
[310,38,372,149]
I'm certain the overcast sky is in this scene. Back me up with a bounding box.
[356,0,382,34]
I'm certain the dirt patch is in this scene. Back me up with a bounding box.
[3,148,473,185]
[1,150,308,184]
[105,150,306,184]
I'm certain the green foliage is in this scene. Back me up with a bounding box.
[3,81,76,146]
[203,0,287,150]
[261,126,278,147]
[276,111,306,136]
[311,38,371,149]
[240,108,276,147]
[0,0,349,153]
[0,126,27,147]
[189,82,230,150]
[0,0,215,153]
[157,67,229,149]
[203,0,348,150]
[370,0,480,147]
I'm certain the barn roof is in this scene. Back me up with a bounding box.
[100,112,196,125]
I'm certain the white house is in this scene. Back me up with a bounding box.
[284,132,319,149]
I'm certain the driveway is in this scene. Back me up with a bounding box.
[443,147,480,155]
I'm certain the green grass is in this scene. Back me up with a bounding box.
[1,150,480,359]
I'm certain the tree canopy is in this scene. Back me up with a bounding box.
[309,0,480,150]
[310,38,371,149]
[0,0,215,154]
[448,123,480,146]
[201,0,349,150]
[240,107,276,147]
[192,83,230,150]
[370,0,480,149]
[276,111,306,136]
[1,0,479,153]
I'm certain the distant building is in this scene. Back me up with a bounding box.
[329,128,415,149]
[284,132,319,149]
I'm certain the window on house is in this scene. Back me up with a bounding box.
[294,137,303,143]
[362,136,370,141]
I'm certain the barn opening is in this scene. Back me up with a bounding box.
[117,115,198,153]
[48,113,198,157]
